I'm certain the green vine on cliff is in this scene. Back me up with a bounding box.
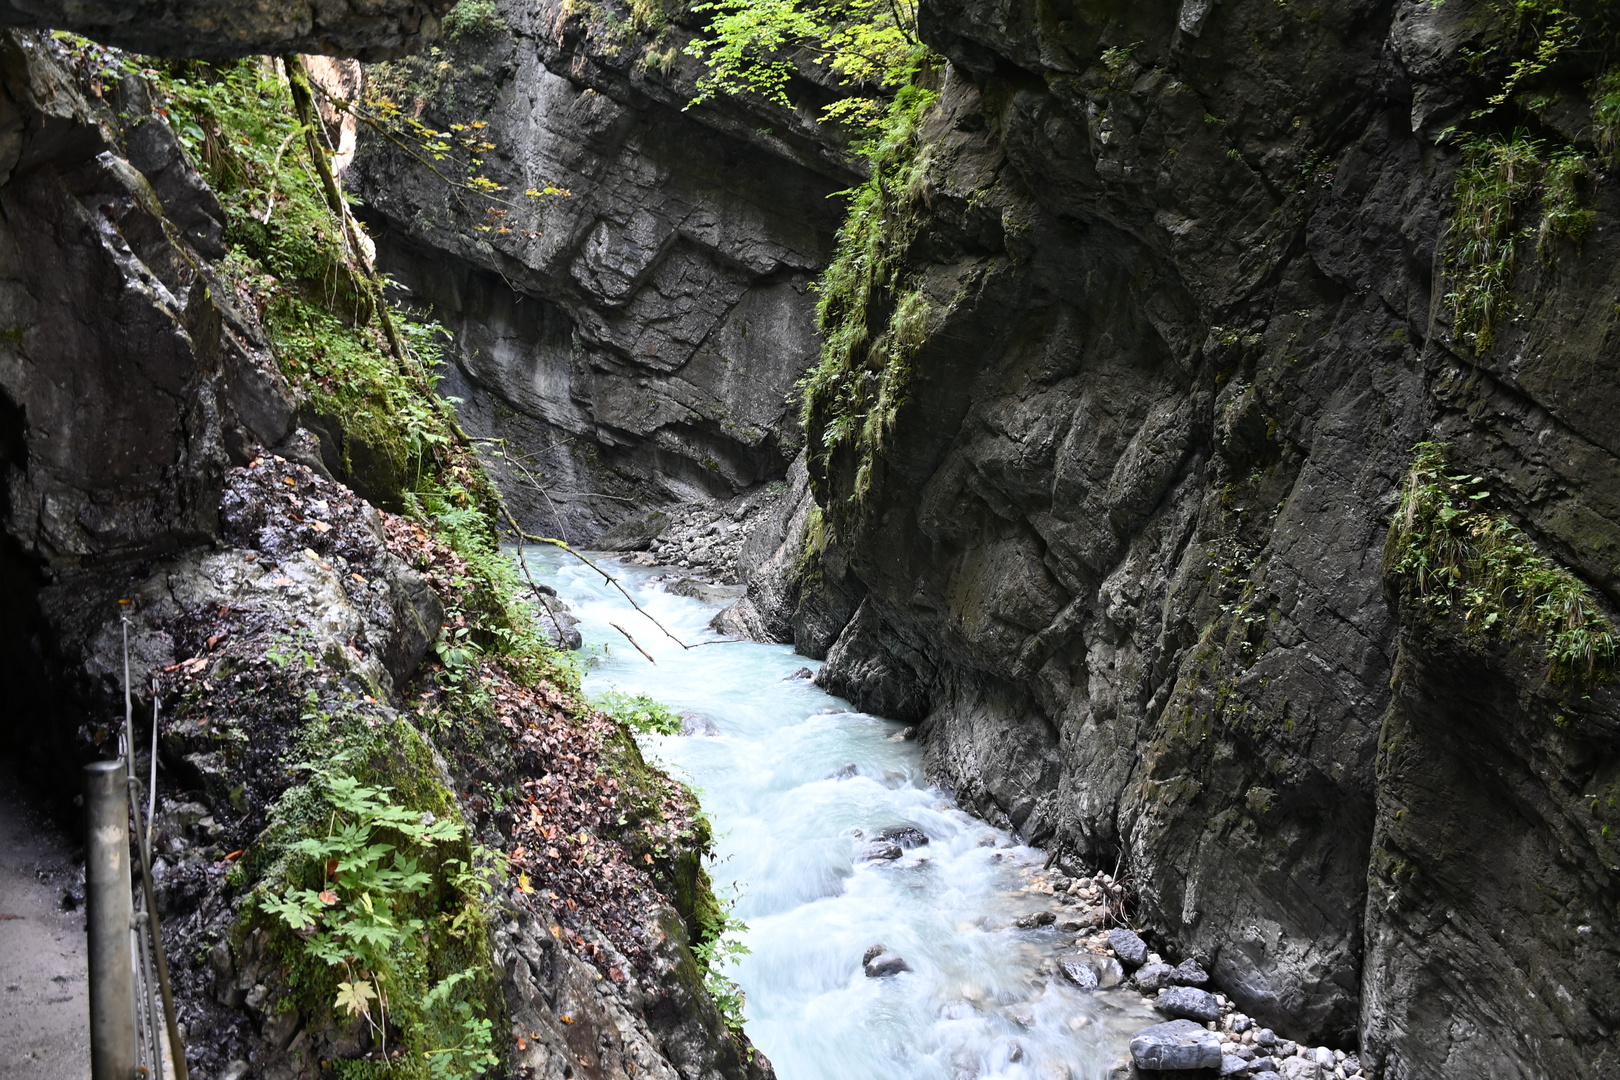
[800,72,939,507]
[1384,443,1617,682]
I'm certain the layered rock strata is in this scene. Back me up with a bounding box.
[726,1,1620,1076]
[345,0,852,542]
[0,0,457,60]
[0,25,768,1080]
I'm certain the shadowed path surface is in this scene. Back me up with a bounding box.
[0,759,90,1080]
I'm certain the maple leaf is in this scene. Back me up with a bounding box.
[335,979,376,1019]
[517,873,534,894]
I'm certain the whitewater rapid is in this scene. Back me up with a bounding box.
[525,548,1156,1080]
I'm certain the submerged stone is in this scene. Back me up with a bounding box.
[862,944,911,978]
[858,840,903,862]
[876,824,929,848]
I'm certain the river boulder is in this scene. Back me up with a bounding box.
[875,825,928,849]
[862,945,911,978]
[1171,959,1210,987]
[1133,962,1176,993]
[678,711,720,737]
[1058,955,1100,990]
[1108,928,1150,969]
[1129,1019,1223,1071]
[1155,986,1222,1023]
[858,841,903,862]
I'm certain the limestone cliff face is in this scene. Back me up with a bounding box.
[344,0,851,540]
[0,0,457,60]
[0,21,771,1080]
[747,1,1620,1075]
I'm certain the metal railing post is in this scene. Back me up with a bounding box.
[86,759,137,1080]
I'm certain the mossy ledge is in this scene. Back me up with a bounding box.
[1384,442,1618,682]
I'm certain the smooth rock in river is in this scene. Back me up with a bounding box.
[876,825,929,849]
[859,841,903,862]
[677,710,720,736]
[783,666,814,681]
[1171,959,1209,986]
[827,762,859,780]
[1015,910,1056,929]
[1155,985,1222,1023]
[1129,1019,1222,1071]
[862,945,910,978]
[1061,951,1125,989]
[1134,962,1176,992]
[1091,954,1126,988]
[1221,1055,1251,1075]
[1109,928,1150,968]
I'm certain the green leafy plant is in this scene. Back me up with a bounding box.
[421,971,499,1079]
[1445,133,1540,354]
[800,72,939,510]
[1384,442,1617,682]
[1593,66,1620,164]
[685,0,925,133]
[593,689,684,736]
[1536,147,1595,259]
[261,772,464,1050]
[443,0,508,40]
[692,895,751,1036]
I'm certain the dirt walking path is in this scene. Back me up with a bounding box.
[0,759,90,1079]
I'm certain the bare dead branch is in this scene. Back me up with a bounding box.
[609,622,656,664]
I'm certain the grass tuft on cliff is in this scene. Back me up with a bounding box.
[1384,442,1617,682]
[799,68,938,511]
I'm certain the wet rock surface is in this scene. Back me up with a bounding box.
[346,0,848,544]
[748,0,1620,1072]
[0,0,457,60]
[1130,1019,1222,1072]
[862,944,912,978]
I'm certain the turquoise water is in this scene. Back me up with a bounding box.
[524,548,1154,1080]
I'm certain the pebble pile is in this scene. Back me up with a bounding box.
[1102,927,1364,1079]
[639,491,781,582]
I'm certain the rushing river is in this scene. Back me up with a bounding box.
[525,549,1157,1080]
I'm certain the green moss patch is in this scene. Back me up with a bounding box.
[1384,442,1617,682]
[801,72,939,512]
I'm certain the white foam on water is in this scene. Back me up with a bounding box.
[521,548,1158,1080]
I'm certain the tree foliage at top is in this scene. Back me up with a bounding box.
[685,0,924,133]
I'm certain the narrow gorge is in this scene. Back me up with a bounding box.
[0,2,1616,1080]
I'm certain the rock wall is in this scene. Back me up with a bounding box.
[0,22,772,1080]
[0,0,457,60]
[344,0,851,541]
[744,1,1620,1076]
